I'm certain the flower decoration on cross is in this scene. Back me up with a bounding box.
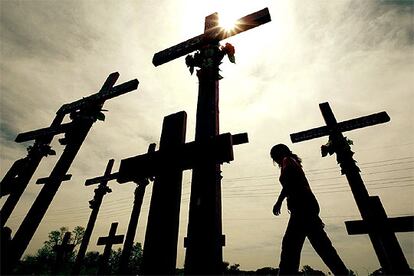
[321,136,354,157]
[185,43,236,80]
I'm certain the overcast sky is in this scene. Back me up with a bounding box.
[1,0,413,274]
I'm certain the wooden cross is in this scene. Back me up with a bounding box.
[2,72,138,229]
[139,112,187,275]
[117,111,248,274]
[8,73,138,270]
[96,222,124,275]
[153,8,270,274]
[117,144,155,275]
[0,115,62,228]
[52,231,75,275]
[290,102,412,275]
[71,159,116,275]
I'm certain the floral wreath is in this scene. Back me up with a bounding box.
[185,43,236,79]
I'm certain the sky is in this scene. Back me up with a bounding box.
[0,0,413,274]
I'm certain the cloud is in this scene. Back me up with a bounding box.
[0,0,99,61]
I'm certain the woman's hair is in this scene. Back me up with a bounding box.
[270,144,302,167]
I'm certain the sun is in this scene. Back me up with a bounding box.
[218,10,241,32]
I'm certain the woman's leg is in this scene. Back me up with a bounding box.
[278,215,306,275]
[307,217,349,275]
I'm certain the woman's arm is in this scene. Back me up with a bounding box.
[273,188,287,216]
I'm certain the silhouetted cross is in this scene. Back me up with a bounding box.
[116,111,247,275]
[72,159,116,275]
[52,232,75,274]
[53,232,74,257]
[153,8,270,274]
[9,73,138,271]
[118,144,155,275]
[290,102,412,275]
[96,222,124,275]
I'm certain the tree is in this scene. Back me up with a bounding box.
[41,226,84,257]
[109,242,143,275]
[301,265,326,275]
[71,225,85,247]
[223,261,241,274]
[14,226,85,275]
[80,251,100,275]
[255,267,279,275]
[84,251,100,267]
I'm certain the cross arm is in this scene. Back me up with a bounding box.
[290,125,330,143]
[337,111,390,133]
[152,8,271,66]
[36,174,72,184]
[57,73,139,115]
[15,122,74,143]
[117,132,248,183]
[228,7,271,37]
[290,111,390,143]
[345,216,414,235]
[97,235,125,246]
[84,173,119,186]
[84,159,117,186]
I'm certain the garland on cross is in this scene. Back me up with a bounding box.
[185,43,236,80]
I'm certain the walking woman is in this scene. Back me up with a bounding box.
[270,144,349,275]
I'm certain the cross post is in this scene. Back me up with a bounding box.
[290,102,412,275]
[51,231,75,275]
[71,159,116,275]
[117,111,248,274]
[139,112,187,275]
[118,144,155,275]
[8,73,138,270]
[96,222,124,275]
[153,8,270,273]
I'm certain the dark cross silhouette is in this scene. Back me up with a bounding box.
[96,222,124,276]
[0,115,61,228]
[118,144,155,275]
[153,8,270,274]
[51,231,75,275]
[139,112,186,275]
[8,72,138,270]
[117,111,248,274]
[1,227,12,275]
[71,159,116,275]
[36,174,72,184]
[290,102,412,275]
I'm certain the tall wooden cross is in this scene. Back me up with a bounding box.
[117,143,155,275]
[0,114,62,228]
[117,111,248,274]
[290,102,412,275]
[51,231,75,275]
[138,112,187,275]
[71,159,116,275]
[153,8,271,274]
[8,72,138,270]
[96,222,124,275]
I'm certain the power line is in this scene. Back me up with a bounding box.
[4,157,413,223]
[220,166,414,184]
[221,176,414,191]
[224,213,414,222]
[7,177,413,222]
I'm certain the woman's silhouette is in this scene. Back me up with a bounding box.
[270,144,349,275]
